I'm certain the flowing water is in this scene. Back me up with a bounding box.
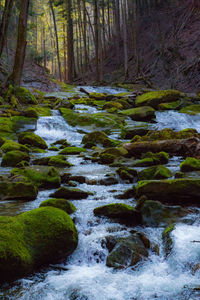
[1,88,200,299]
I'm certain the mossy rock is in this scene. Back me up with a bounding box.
[14,87,37,104]
[89,92,107,100]
[82,131,119,148]
[0,117,14,136]
[0,140,29,153]
[99,153,117,164]
[48,146,59,151]
[116,167,137,183]
[0,181,38,200]
[136,179,200,205]
[11,166,61,189]
[59,108,125,130]
[59,147,87,155]
[162,225,175,257]
[94,203,141,225]
[138,165,172,180]
[106,233,149,268]
[39,198,76,214]
[135,90,182,109]
[1,150,30,167]
[121,125,149,140]
[180,157,200,172]
[24,107,38,118]
[133,157,159,167]
[139,200,186,226]
[24,106,52,118]
[33,155,71,168]
[120,106,155,122]
[18,132,48,149]
[0,207,78,283]
[103,101,123,111]
[180,105,200,115]
[158,100,181,111]
[99,147,128,164]
[50,186,90,200]
[141,151,169,164]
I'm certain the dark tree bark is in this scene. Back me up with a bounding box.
[8,0,30,86]
[0,0,14,58]
[66,0,75,82]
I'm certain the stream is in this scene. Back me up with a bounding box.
[1,87,200,299]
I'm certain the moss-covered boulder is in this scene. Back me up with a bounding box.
[82,131,119,148]
[135,90,182,109]
[136,179,200,205]
[180,105,200,115]
[180,157,200,172]
[0,207,78,283]
[106,233,149,268]
[0,181,38,200]
[11,166,61,188]
[162,225,175,257]
[1,150,30,167]
[25,106,52,118]
[94,203,141,225]
[141,151,169,164]
[116,166,137,183]
[18,132,48,149]
[59,147,87,155]
[138,165,172,180]
[99,147,128,164]
[14,87,37,104]
[89,92,107,100]
[103,101,123,111]
[158,100,181,111]
[33,155,71,168]
[0,140,29,153]
[39,198,76,214]
[50,186,90,200]
[120,106,155,122]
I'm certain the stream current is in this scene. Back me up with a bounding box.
[1,88,200,299]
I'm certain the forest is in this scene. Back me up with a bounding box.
[0,0,200,299]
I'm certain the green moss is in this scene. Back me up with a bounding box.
[138,165,172,180]
[141,151,169,164]
[33,155,71,167]
[103,101,123,111]
[120,106,155,122]
[59,147,87,155]
[39,198,76,214]
[135,90,182,108]
[0,140,29,153]
[0,207,78,283]
[89,92,107,100]
[0,181,38,200]
[180,157,200,172]
[180,105,200,115]
[1,150,30,167]
[48,146,59,151]
[50,186,90,200]
[82,131,119,148]
[116,167,137,182]
[11,166,61,188]
[18,132,48,149]
[162,224,175,257]
[158,100,181,111]
[14,87,37,104]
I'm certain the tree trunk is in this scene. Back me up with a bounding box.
[66,0,75,82]
[8,0,30,86]
[49,0,62,81]
[94,0,100,82]
[0,0,14,58]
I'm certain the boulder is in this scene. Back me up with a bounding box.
[50,186,90,200]
[106,233,149,268]
[162,225,175,257]
[39,198,76,214]
[0,207,78,283]
[138,165,172,180]
[11,166,61,188]
[0,181,38,200]
[59,147,87,155]
[14,87,37,104]
[94,203,141,225]
[82,131,119,148]
[180,157,200,172]
[136,179,200,205]
[135,90,181,108]
[180,105,200,115]
[33,155,71,167]
[120,106,155,122]
[0,140,29,153]
[116,167,138,183]
[1,150,30,167]
[18,132,48,149]
[158,100,181,111]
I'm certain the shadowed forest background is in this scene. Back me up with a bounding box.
[0,0,199,92]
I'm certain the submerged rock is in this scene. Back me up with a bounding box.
[18,132,48,149]
[136,179,200,205]
[94,203,141,225]
[0,181,38,200]
[0,207,78,283]
[39,198,76,214]
[106,233,149,268]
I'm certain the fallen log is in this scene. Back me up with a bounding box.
[123,137,200,157]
